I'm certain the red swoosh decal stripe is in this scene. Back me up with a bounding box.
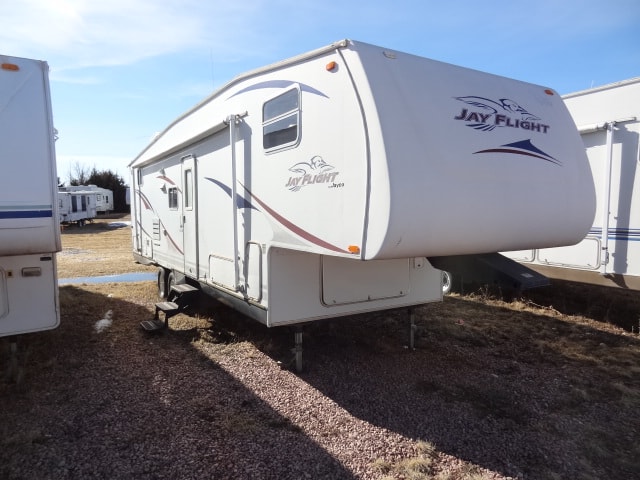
[242,184,349,254]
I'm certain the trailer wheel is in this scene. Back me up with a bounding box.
[157,267,169,299]
[167,271,176,294]
[442,271,452,295]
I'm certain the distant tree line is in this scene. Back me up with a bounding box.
[63,162,129,213]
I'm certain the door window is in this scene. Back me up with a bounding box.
[184,169,193,210]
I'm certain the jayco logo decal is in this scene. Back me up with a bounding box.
[285,156,342,192]
[453,96,550,133]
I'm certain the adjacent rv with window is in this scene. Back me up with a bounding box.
[505,78,640,289]
[130,39,595,328]
[60,185,113,214]
[0,55,61,338]
[58,189,98,225]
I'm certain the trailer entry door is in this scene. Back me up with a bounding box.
[181,155,198,277]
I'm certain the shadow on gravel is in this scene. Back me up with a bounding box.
[0,285,354,480]
[179,287,640,479]
[291,295,640,480]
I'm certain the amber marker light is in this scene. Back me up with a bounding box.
[544,89,554,95]
[326,61,337,71]
[348,245,360,254]
[1,63,19,71]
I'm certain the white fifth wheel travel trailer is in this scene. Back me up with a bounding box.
[130,39,595,335]
[0,55,61,339]
[505,78,640,289]
[61,185,113,214]
[94,187,113,213]
[58,189,98,225]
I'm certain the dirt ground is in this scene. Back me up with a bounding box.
[56,214,155,278]
[1,215,639,479]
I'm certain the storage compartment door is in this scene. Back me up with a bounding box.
[322,256,409,306]
[0,254,59,336]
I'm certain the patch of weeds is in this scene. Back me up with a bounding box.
[433,463,492,480]
[399,456,434,479]
[415,440,438,458]
[371,440,438,480]
[370,457,393,475]
[216,408,264,435]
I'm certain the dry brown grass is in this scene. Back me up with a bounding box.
[56,214,155,278]
[5,222,639,480]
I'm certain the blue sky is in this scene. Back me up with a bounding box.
[2,0,639,184]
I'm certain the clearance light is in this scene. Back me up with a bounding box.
[1,63,19,71]
[348,245,360,254]
[326,61,337,71]
[544,89,554,96]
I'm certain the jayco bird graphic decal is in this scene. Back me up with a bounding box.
[285,156,339,192]
[454,96,549,133]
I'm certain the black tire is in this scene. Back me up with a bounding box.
[157,267,168,299]
[167,271,176,298]
[442,271,452,295]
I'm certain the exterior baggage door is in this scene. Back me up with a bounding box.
[181,155,198,277]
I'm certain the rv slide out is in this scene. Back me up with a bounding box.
[0,55,61,339]
[505,78,640,289]
[130,39,595,332]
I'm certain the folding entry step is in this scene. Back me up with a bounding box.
[140,283,199,332]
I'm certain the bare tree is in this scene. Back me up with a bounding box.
[68,161,92,186]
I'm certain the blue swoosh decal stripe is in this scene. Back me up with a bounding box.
[474,139,561,165]
[228,80,328,99]
[205,177,258,210]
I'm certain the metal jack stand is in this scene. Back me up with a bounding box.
[293,328,303,373]
[4,336,22,383]
[409,308,417,350]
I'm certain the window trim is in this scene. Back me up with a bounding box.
[263,86,301,153]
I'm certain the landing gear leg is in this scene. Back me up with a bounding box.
[409,308,417,350]
[4,336,22,383]
[293,328,303,373]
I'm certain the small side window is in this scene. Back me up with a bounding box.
[263,88,300,151]
[168,187,178,210]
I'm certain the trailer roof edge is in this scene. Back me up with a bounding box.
[563,76,640,99]
[128,39,351,169]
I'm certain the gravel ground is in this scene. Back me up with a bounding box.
[1,281,639,480]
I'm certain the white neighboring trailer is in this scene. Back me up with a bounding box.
[60,185,113,214]
[0,55,61,337]
[130,39,595,328]
[506,78,640,289]
[58,189,98,225]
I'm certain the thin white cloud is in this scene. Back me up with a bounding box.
[1,0,272,72]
